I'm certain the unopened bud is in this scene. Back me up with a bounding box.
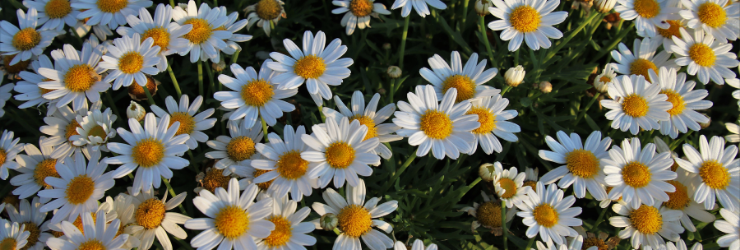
[479,163,496,182]
[212,57,227,72]
[539,81,552,93]
[320,213,338,230]
[475,0,493,16]
[387,66,402,78]
[382,43,391,50]
[127,101,146,122]
[504,65,525,87]
[594,0,617,13]
[700,115,711,129]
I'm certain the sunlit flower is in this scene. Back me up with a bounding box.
[333,0,391,35]
[594,65,617,93]
[244,0,286,37]
[609,37,678,80]
[670,28,739,85]
[212,6,252,56]
[715,208,740,249]
[662,165,716,232]
[205,119,263,176]
[674,135,740,211]
[679,0,740,41]
[490,162,531,208]
[394,239,438,250]
[69,107,118,152]
[615,0,679,37]
[45,210,129,250]
[13,54,58,111]
[727,121,740,143]
[516,182,582,245]
[100,193,139,249]
[128,190,190,250]
[609,201,683,249]
[99,34,161,90]
[5,197,52,250]
[667,239,704,250]
[0,129,23,180]
[151,95,216,150]
[172,0,234,62]
[250,125,316,201]
[22,0,79,31]
[390,0,446,17]
[39,104,95,159]
[460,191,516,235]
[488,0,568,51]
[600,74,671,135]
[10,139,59,199]
[0,8,56,65]
[256,195,316,249]
[73,0,152,29]
[38,42,110,111]
[0,219,31,250]
[420,51,499,103]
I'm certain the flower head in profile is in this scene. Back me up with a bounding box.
[674,135,740,211]
[211,6,252,56]
[244,0,286,37]
[390,0,446,17]
[333,0,391,35]
[515,182,582,245]
[69,107,118,152]
[488,0,568,51]
[600,74,671,135]
[0,8,57,65]
[420,51,499,103]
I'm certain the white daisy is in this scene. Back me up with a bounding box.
[594,64,618,93]
[256,195,316,249]
[100,193,140,249]
[205,119,263,176]
[185,179,275,249]
[603,138,677,209]
[38,42,110,111]
[10,138,60,199]
[609,37,678,80]
[0,83,13,118]
[301,116,380,188]
[22,0,79,32]
[14,54,59,110]
[72,0,152,29]
[467,95,520,155]
[674,135,740,211]
[172,0,234,63]
[490,162,531,208]
[151,95,216,150]
[0,219,30,250]
[663,166,716,232]
[487,0,569,51]
[392,85,479,159]
[5,197,52,250]
[267,30,353,106]
[105,113,191,196]
[311,178,397,250]
[244,0,286,37]
[45,210,129,250]
[215,60,297,129]
[390,0,446,17]
[615,0,679,37]
[531,235,592,250]
[727,121,740,143]
[515,182,582,245]
[0,129,23,180]
[0,8,56,65]
[680,0,740,41]
[250,125,316,201]
[128,190,190,250]
[212,7,252,56]
[394,239,438,250]
[715,208,740,249]
[39,104,95,159]
[600,74,672,135]
[460,191,517,234]
[728,78,740,106]
[332,0,391,35]
[649,67,712,138]
[667,239,703,250]
[38,152,115,224]
[539,130,612,200]
[608,201,683,249]
[652,19,687,53]
[69,107,118,152]
[671,28,739,85]
[420,51,499,103]
[322,90,402,160]
[99,33,161,90]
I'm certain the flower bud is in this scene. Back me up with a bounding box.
[594,65,616,93]
[475,0,493,16]
[387,66,402,79]
[594,0,617,13]
[320,213,338,230]
[382,43,391,50]
[700,115,711,129]
[128,75,159,101]
[539,81,552,93]
[212,57,227,72]
[479,163,496,182]
[504,65,525,87]
[127,101,146,122]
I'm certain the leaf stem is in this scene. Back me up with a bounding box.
[590,204,609,230]
[479,16,494,66]
[197,60,204,97]
[161,177,188,214]
[502,200,508,250]
[389,78,396,104]
[104,91,121,120]
[381,154,417,193]
[398,15,411,69]
[261,117,269,143]
[545,12,601,60]
[142,84,155,106]
[500,86,512,96]
[524,236,536,250]
[167,63,182,98]
[575,92,600,124]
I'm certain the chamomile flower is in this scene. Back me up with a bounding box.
[151,95,216,150]
[45,210,129,250]
[487,0,569,51]
[649,67,712,138]
[609,37,678,80]
[608,202,683,249]
[22,0,79,31]
[420,51,499,103]
[212,7,252,56]
[38,152,115,224]
[0,130,23,180]
[73,0,152,29]
[216,60,297,129]
[594,64,617,93]
[394,239,438,250]
[0,8,56,65]
[10,139,60,199]
[37,43,110,111]
[14,54,58,111]
[603,138,677,209]
[615,0,679,37]
[99,34,161,90]
[539,131,612,200]
[600,74,672,135]
[100,193,139,249]
[393,85,479,159]
[6,197,52,250]
[332,0,391,35]
[516,182,582,245]
[674,135,740,211]
[0,219,30,250]
[654,19,687,52]
[301,116,380,188]
[670,28,739,85]
[311,179,397,250]
[680,0,740,41]
[489,162,531,208]
[663,166,716,232]
[250,125,316,201]
[128,190,190,250]
[244,0,286,37]
[522,167,539,191]
[172,0,233,63]
[185,179,275,249]
[40,104,94,159]
[0,83,13,117]
[715,208,740,249]
[667,239,703,250]
[390,0,446,17]
[256,195,316,249]
[322,91,402,160]
[69,107,118,152]
[727,121,740,143]
[105,113,191,196]
[467,95,520,154]
[728,78,740,106]
[460,191,517,234]
[206,119,263,175]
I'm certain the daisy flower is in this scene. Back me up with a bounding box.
[393,85,479,159]
[654,19,687,53]
[715,208,740,249]
[663,166,716,232]
[267,30,353,106]
[22,0,79,31]
[0,219,30,250]
[72,0,152,30]
[332,0,391,35]
[128,190,190,250]
[172,0,233,63]
[614,0,679,37]
[45,210,129,250]
[244,0,286,37]
[185,179,275,249]
[99,33,161,90]
[212,7,252,56]
[609,37,678,80]
[205,119,263,176]
[38,43,110,111]
[608,201,683,249]
[301,116,380,188]
[390,0,446,17]
[467,95,520,154]
[100,193,140,249]
[515,182,582,245]
[105,113,190,196]
[14,54,58,110]
[38,152,115,224]
[674,135,740,211]
[0,8,56,65]
[40,104,95,159]
[670,28,739,85]
[9,139,60,199]
[215,60,297,129]
[250,125,316,201]
[322,91,402,160]
[728,78,740,106]
[487,0,569,51]
[522,167,539,191]
[539,130,612,200]
[680,0,740,41]
[256,195,316,249]
[727,121,740,143]
[195,165,237,193]
[603,138,677,209]
[600,74,672,135]
[394,239,438,250]
[151,95,216,150]
[649,67,712,138]
[0,130,23,180]
[311,179,397,250]
[667,239,703,250]
[420,51,499,103]
[5,197,52,250]
[594,64,617,93]
[460,191,517,235]
[69,107,118,152]
[490,162,531,208]
[0,83,13,118]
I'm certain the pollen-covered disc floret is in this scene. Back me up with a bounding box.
[487,0,568,51]
[99,33,162,90]
[250,125,315,201]
[609,37,679,80]
[0,8,56,66]
[675,135,740,211]
[128,190,190,250]
[332,0,391,35]
[515,182,582,245]
[420,51,499,103]
[206,119,263,176]
[670,28,739,85]
[679,0,740,42]
[37,42,110,111]
[614,0,678,37]
[609,201,683,249]
[600,74,672,135]
[151,95,216,150]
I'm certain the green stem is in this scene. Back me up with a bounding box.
[318,105,326,122]
[478,16,494,65]
[389,78,396,104]
[460,0,469,31]
[205,61,216,96]
[398,16,411,69]
[104,91,121,120]
[261,117,269,142]
[142,84,155,106]
[588,22,635,64]
[514,49,519,66]
[524,236,536,250]
[590,203,609,231]
[545,12,601,60]
[381,154,417,193]
[197,60,204,97]
[230,50,240,65]
[575,92,601,124]
[500,86,512,96]
[161,177,188,214]
[669,131,693,151]
[501,200,508,250]
[169,0,175,7]
[167,63,182,98]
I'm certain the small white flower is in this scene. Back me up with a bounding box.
[674,135,740,211]
[5,197,52,250]
[206,119,263,176]
[487,0,568,51]
[244,0,286,37]
[256,195,317,249]
[45,210,129,250]
[0,219,31,250]
[0,8,57,65]
[69,107,118,152]
[715,208,740,249]
[73,0,153,29]
[515,182,582,245]
[420,51,499,103]
[539,131,612,200]
[594,65,617,93]
[671,28,740,85]
[390,0,446,17]
[679,0,740,42]
[600,74,672,135]
[333,0,391,35]
[504,65,525,87]
[10,138,59,199]
[615,0,679,37]
[22,0,79,32]
[491,162,531,208]
[38,42,110,111]
[0,129,23,180]
[609,201,683,249]
[609,37,678,80]
[39,104,96,159]
[172,0,234,63]
[151,95,216,150]
[128,190,190,250]
[99,34,162,90]
[649,67,712,138]
[211,7,252,56]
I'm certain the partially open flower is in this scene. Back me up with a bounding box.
[475,0,493,16]
[320,213,339,231]
[593,0,617,13]
[479,163,496,182]
[460,191,517,235]
[504,65,525,87]
[126,101,146,122]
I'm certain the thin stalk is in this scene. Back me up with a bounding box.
[670,131,693,151]
[398,16,411,69]
[460,0,470,30]
[381,154,417,193]
[545,12,601,59]
[161,177,188,214]
[169,0,175,7]
[500,86,512,96]
[197,60,204,97]
[104,91,121,120]
[142,84,156,105]
[389,78,396,104]
[167,63,182,98]
[230,50,241,65]
[524,236,536,250]
[575,92,601,124]
[590,205,609,230]
[261,117,269,142]
[588,22,635,64]
[205,61,216,96]
[478,16,494,65]
[318,105,326,122]
[501,200,508,250]
[514,48,519,66]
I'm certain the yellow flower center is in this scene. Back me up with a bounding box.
[88,125,108,140]
[293,55,326,79]
[565,149,600,179]
[325,142,356,169]
[442,75,477,102]
[523,180,537,192]
[0,149,5,164]
[664,180,690,210]
[12,28,41,51]
[34,159,59,189]
[688,43,716,67]
[3,55,30,74]
[621,94,649,118]
[118,52,144,74]
[699,160,730,189]
[77,240,106,250]
[466,107,496,134]
[476,201,503,228]
[132,138,165,168]
[65,120,82,143]
[660,90,685,116]
[532,204,558,228]
[583,237,609,250]
[253,169,274,190]
[599,76,612,83]
[420,110,453,139]
[349,0,374,17]
[169,112,196,136]
[657,20,683,38]
[629,205,663,234]
[20,222,40,250]
[277,151,309,180]
[509,5,541,33]
[214,205,249,239]
[64,64,97,92]
[350,115,377,140]
[497,178,517,199]
[65,175,95,204]
[226,136,256,162]
[135,198,166,230]
[0,238,17,250]
[183,18,212,45]
[622,161,651,188]
[72,213,97,235]
[633,0,661,18]
[142,27,171,51]
[45,0,72,19]
[255,0,282,20]
[698,2,727,28]
[629,58,658,79]
[96,0,128,13]
[337,204,373,238]
[264,216,292,247]
[202,168,230,193]
[241,79,274,107]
